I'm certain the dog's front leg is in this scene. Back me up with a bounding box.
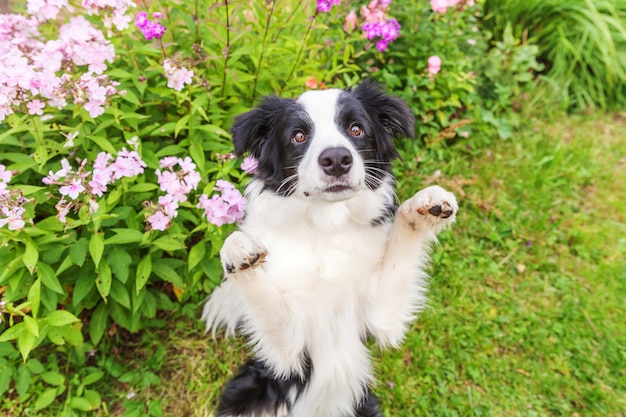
[367,185,458,347]
[220,231,307,377]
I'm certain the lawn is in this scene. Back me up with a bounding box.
[100,112,626,417]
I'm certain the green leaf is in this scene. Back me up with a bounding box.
[27,278,41,318]
[0,322,26,342]
[96,263,112,301]
[16,365,30,397]
[55,254,74,276]
[23,316,39,338]
[56,324,83,347]
[34,387,58,411]
[41,371,65,386]
[152,236,185,252]
[152,261,184,288]
[73,269,96,307]
[108,246,132,283]
[110,279,131,309]
[89,303,107,345]
[82,371,105,386]
[70,237,89,267]
[37,262,64,294]
[45,310,80,327]
[89,233,105,267]
[135,254,152,293]
[175,114,191,137]
[188,241,206,272]
[0,365,14,397]
[128,183,159,193]
[26,358,45,374]
[23,241,39,275]
[83,389,102,408]
[18,329,37,361]
[105,228,145,245]
[87,135,117,154]
[189,136,206,173]
[19,185,46,196]
[155,145,186,157]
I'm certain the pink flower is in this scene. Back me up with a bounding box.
[344,9,357,32]
[163,59,193,91]
[27,0,71,22]
[110,147,146,179]
[59,179,85,200]
[147,211,170,231]
[0,206,26,231]
[197,180,246,226]
[159,156,179,169]
[317,0,340,13]
[240,156,259,174]
[135,11,166,41]
[157,194,179,218]
[0,165,13,183]
[427,55,442,74]
[430,0,449,13]
[178,156,196,173]
[27,100,45,115]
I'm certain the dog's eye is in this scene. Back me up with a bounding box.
[292,131,307,143]
[349,124,363,137]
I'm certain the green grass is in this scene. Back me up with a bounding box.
[382,112,626,416]
[84,112,626,417]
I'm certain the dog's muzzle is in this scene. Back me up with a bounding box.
[318,147,353,178]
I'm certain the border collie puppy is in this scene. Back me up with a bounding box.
[202,82,458,417]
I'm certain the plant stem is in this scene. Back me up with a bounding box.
[281,8,319,94]
[221,0,231,98]
[250,0,276,105]
[194,0,199,42]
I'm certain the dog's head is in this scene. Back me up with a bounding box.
[231,82,414,202]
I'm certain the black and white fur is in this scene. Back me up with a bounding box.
[202,82,458,417]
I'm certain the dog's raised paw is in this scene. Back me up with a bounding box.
[400,185,458,233]
[220,231,267,276]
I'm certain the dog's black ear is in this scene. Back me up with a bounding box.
[231,96,288,158]
[352,81,415,140]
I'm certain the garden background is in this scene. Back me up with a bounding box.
[0,0,624,416]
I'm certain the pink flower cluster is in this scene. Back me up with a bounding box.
[0,11,120,121]
[430,0,475,13]
[82,0,136,31]
[0,164,28,231]
[145,157,201,231]
[197,180,246,227]
[43,144,146,223]
[135,11,166,41]
[163,59,194,91]
[317,0,340,13]
[345,0,399,52]
[26,0,72,22]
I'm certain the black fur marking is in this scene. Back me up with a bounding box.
[355,389,382,417]
[216,358,312,417]
[230,97,313,196]
[216,358,381,417]
[370,201,398,227]
[338,82,415,192]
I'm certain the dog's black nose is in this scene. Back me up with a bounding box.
[318,147,353,177]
